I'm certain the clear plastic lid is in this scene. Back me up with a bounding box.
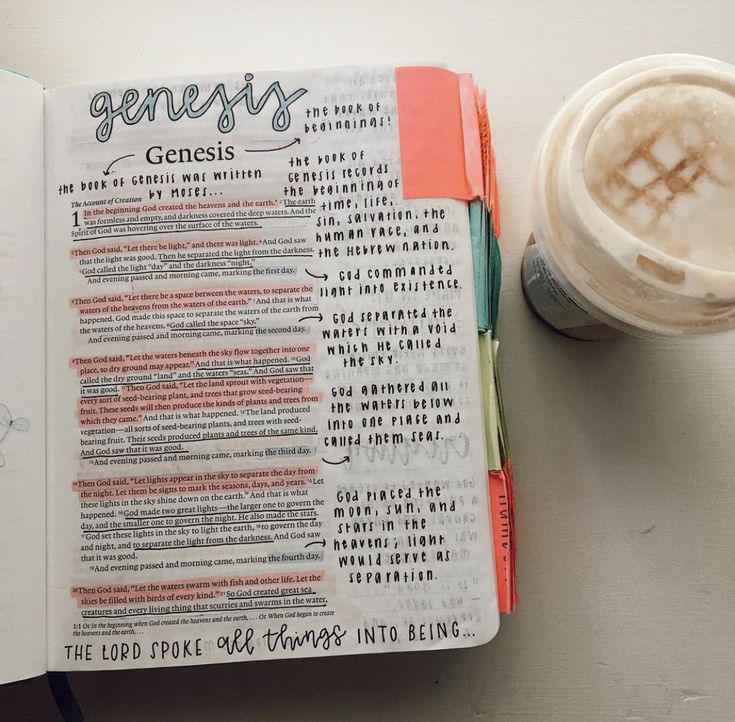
[531,54,735,336]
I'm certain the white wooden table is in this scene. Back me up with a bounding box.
[2,1,734,719]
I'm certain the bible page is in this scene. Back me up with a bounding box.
[0,70,46,684]
[44,66,498,671]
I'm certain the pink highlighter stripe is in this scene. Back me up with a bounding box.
[395,66,483,200]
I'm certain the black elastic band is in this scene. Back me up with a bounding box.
[47,672,84,722]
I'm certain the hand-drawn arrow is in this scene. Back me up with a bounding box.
[298,313,323,323]
[305,539,326,548]
[103,154,135,175]
[305,269,327,281]
[244,138,300,153]
[321,456,349,465]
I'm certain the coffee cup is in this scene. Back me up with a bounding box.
[522,54,735,339]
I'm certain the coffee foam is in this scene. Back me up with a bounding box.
[584,83,735,272]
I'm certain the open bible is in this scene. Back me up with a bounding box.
[0,64,514,684]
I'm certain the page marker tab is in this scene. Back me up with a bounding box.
[395,67,479,200]
[459,74,484,198]
[474,86,501,237]
[489,460,518,613]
